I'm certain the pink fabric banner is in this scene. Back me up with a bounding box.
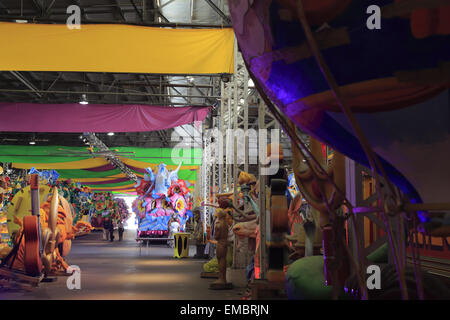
[0,103,211,132]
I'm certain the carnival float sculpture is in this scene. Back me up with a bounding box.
[202,172,259,278]
[115,197,130,223]
[54,180,94,236]
[202,201,234,275]
[90,193,117,227]
[0,168,13,259]
[228,0,450,299]
[133,162,193,238]
[0,173,88,283]
[209,208,234,290]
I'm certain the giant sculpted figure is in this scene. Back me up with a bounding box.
[209,208,233,290]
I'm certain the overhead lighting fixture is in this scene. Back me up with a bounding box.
[248,79,255,87]
[107,132,115,136]
[79,94,89,105]
[29,141,36,145]
[221,73,231,83]
[15,20,28,23]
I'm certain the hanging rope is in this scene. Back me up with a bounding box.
[248,69,368,298]
[295,0,409,299]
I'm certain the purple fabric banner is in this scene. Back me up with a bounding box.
[82,177,131,185]
[86,164,117,172]
[125,164,147,174]
[0,103,211,132]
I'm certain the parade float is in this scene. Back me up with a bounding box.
[88,192,130,229]
[89,192,112,229]
[2,169,94,252]
[0,169,93,288]
[5,169,59,239]
[228,0,450,299]
[115,197,131,224]
[69,184,94,228]
[133,163,193,239]
[50,179,94,237]
[0,167,13,259]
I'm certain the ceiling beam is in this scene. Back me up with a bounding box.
[83,132,138,182]
[0,1,9,14]
[9,71,42,98]
[113,0,127,21]
[129,0,144,22]
[0,88,220,99]
[0,79,215,89]
[0,15,231,27]
[31,0,44,16]
[44,0,57,16]
[203,0,231,24]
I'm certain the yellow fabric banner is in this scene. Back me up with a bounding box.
[71,175,128,183]
[89,184,137,191]
[12,158,109,169]
[0,22,234,74]
[121,158,199,171]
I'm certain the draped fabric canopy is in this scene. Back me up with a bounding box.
[0,146,201,192]
[0,22,234,74]
[0,103,210,133]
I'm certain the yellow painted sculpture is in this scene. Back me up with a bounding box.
[291,136,346,228]
[6,184,51,237]
[290,129,349,287]
[11,186,87,275]
[209,208,233,290]
[285,194,322,260]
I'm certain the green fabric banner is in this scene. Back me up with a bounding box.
[0,145,93,163]
[1,145,201,190]
[0,145,202,165]
[58,168,123,179]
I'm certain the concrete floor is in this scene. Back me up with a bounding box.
[0,229,244,300]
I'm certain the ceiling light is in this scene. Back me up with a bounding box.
[107,132,115,136]
[221,74,231,83]
[248,79,255,87]
[29,141,36,145]
[79,94,89,105]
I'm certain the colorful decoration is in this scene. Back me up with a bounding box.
[0,172,11,258]
[0,146,200,193]
[228,0,450,224]
[115,197,130,223]
[133,163,193,238]
[287,173,299,199]
[28,167,59,185]
[85,191,130,228]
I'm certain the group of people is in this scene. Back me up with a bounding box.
[103,218,125,242]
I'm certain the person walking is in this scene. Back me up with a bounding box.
[167,213,180,248]
[109,219,115,242]
[103,217,111,241]
[118,220,124,241]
